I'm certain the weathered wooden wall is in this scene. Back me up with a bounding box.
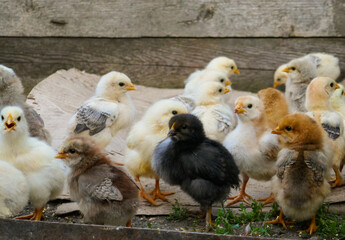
[0,0,344,93]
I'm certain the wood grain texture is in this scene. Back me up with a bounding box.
[0,37,344,93]
[0,0,344,37]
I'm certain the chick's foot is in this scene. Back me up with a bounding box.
[266,210,294,229]
[257,192,275,206]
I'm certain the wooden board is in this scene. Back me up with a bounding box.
[1,37,345,94]
[0,0,344,37]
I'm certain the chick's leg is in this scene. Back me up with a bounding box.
[257,192,275,206]
[266,210,294,229]
[126,219,132,227]
[226,174,252,206]
[31,207,44,221]
[205,206,215,232]
[331,165,344,188]
[149,178,174,202]
[135,176,158,206]
[299,216,317,234]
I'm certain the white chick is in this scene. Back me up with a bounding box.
[0,160,29,217]
[184,69,232,98]
[283,56,318,112]
[68,71,136,148]
[191,81,236,142]
[306,77,345,188]
[307,53,340,80]
[0,106,65,220]
[273,64,289,88]
[223,96,279,206]
[330,84,345,118]
[125,99,188,205]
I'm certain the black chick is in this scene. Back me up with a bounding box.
[152,113,240,230]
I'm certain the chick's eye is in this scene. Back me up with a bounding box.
[182,125,187,129]
[277,78,281,82]
[285,126,292,131]
[1,116,3,121]
[231,66,234,70]
[218,89,222,93]
[330,82,334,88]
[247,104,252,108]
[172,110,178,115]
[119,82,125,87]
[291,67,296,71]
[220,78,224,83]
[17,117,21,121]
[69,149,76,154]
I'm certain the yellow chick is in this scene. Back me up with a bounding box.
[305,77,345,188]
[125,99,188,205]
[273,64,289,88]
[191,81,236,142]
[0,106,65,220]
[206,56,240,77]
[223,96,279,206]
[0,160,29,217]
[268,113,331,234]
[68,71,136,148]
[308,53,340,80]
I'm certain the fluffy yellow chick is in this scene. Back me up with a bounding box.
[268,113,330,234]
[223,96,279,206]
[191,82,236,142]
[0,160,29,217]
[206,56,240,77]
[68,71,136,149]
[125,99,188,205]
[308,53,340,80]
[305,77,345,188]
[0,106,65,220]
[258,88,290,130]
[273,64,289,88]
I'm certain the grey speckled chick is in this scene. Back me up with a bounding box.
[283,56,318,112]
[0,65,51,143]
[56,137,139,227]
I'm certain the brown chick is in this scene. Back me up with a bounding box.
[258,88,290,130]
[56,137,139,226]
[0,65,51,143]
[268,113,331,234]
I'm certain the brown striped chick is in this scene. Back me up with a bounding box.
[191,82,236,142]
[273,64,289,88]
[0,160,29,217]
[0,65,51,144]
[258,88,290,130]
[68,71,136,149]
[0,106,65,221]
[125,99,188,205]
[305,77,345,188]
[223,96,280,206]
[268,113,331,234]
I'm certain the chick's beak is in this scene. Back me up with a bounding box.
[55,151,67,159]
[126,83,136,91]
[168,123,176,136]
[224,88,230,94]
[282,67,290,73]
[335,83,340,90]
[234,105,246,114]
[273,82,280,88]
[225,80,232,86]
[4,114,16,130]
[271,128,282,135]
[234,69,240,74]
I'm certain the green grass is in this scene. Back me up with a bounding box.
[314,204,345,239]
[167,199,195,221]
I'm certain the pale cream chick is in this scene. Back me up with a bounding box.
[305,77,345,188]
[273,64,289,88]
[68,71,136,148]
[268,113,331,234]
[308,53,340,80]
[0,160,29,217]
[125,99,188,205]
[191,81,235,142]
[0,106,65,220]
[223,96,279,206]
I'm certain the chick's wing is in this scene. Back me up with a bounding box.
[304,151,328,186]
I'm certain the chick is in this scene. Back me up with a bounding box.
[125,99,188,205]
[68,71,136,148]
[258,88,290,130]
[191,81,236,142]
[307,53,340,81]
[0,106,65,220]
[273,64,289,88]
[0,65,51,143]
[330,84,345,118]
[283,56,318,112]
[267,113,331,234]
[0,160,29,217]
[152,114,239,230]
[305,77,345,188]
[56,137,138,226]
[223,96,279,206]
[184,69,232,98]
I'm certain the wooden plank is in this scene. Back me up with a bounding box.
[0,37,344,93]
[0,0,344,37]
